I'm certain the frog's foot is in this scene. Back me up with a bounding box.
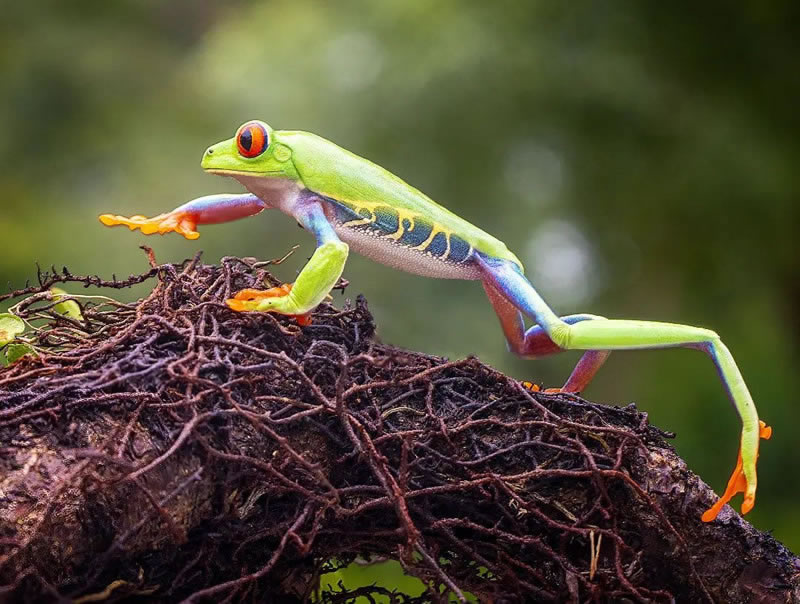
[521,381,564,393]
[99,211,199,240]
[702,420,772,522]
[226,284,312,325]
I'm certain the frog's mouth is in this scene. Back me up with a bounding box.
[205,169,284,177]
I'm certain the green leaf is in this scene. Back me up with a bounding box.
[51,287,83,320]
[5,342,36,364]
[0,313,25,345]
[317,558,478,602]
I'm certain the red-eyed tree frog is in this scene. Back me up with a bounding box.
[100,120,771,522]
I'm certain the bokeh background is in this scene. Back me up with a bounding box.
[2,0,798,550]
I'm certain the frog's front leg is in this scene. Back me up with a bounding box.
[226,200,348,323]
[100,193,267,240]
[478,253,770,521]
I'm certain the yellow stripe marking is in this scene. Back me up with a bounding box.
[335,199,469,261]
[386,211,416,241]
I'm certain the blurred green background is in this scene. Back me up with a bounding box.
[2,0,798,551]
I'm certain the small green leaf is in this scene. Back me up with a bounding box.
[0,313,25,345]
[51,287,83,320]
[5,342,36,364]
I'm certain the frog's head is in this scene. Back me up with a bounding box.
[201,120,297,182]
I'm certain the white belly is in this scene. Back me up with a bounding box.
[335,225,481,280]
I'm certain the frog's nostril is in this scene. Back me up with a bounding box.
[206,148,214,155]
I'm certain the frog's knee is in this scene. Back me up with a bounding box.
[697,329,723,354]
[548,323,572,349]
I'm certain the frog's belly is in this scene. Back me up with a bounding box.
[334,225,482,280]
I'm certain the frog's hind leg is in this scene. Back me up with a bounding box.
[478,253,769,520]
[483,281,610,392]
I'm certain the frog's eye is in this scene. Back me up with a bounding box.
[236,121,269,158]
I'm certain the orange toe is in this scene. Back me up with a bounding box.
[99,213,148,230]
[174,216,200,240]
[232,288,269,301]
[701,452,746,522]
[225,299,247,311]
[232,284,293,301]
[520,382,566,394]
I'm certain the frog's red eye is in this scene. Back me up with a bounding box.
[236,121,269,158]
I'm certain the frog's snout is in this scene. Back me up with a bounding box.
[201,145,220,170]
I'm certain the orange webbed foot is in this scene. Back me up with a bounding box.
[99,211,199,240]
[702,420,772,522]
[225,284,311,325]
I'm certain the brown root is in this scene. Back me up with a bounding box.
[1,249,798,603]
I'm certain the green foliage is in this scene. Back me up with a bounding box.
[4,342,36,364]
[318,559,427,602]
[0,313,34,366]
[51,287,84,320]
[0,314,25,345]
[317,558,478,602]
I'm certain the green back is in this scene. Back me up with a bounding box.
[279,130,523,269]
